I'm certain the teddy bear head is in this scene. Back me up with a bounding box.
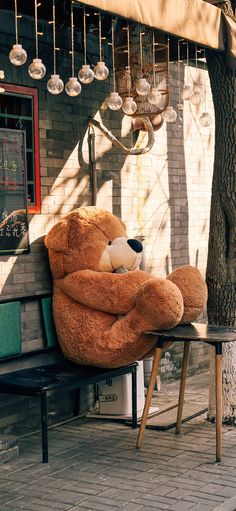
[44,206,143,278]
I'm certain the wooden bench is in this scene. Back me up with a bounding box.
[0,294,138,463]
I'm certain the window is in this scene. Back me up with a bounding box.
[0,84,40,213]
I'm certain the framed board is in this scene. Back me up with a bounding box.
[0,128,30,255]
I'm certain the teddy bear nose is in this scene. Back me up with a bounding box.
[127,239,143,253]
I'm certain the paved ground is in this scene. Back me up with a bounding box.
[0,373,236,511]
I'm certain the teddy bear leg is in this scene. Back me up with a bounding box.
[103,282,182,367]
[167,266,208,324]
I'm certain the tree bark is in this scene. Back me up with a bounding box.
[206,1,236,423]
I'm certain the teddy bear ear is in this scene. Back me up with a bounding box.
[44,220,69,252]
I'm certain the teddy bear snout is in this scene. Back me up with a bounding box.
[127,239,143,253]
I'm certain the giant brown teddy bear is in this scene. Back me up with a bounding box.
[45,206,207,368]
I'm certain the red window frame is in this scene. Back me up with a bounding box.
[0,83,41,214]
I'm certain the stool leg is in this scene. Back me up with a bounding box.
[215,342,222,462]
[41,391,48,463]
[176,341,190,434]
[131,366,138,429]
[136,346,162,448]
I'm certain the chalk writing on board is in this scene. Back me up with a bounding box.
[0,128,29,255]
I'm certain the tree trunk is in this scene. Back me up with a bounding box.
[206,1,236,423]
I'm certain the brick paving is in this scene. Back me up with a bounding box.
[0,374,235,511]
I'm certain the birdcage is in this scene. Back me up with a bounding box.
[114,22,169,119]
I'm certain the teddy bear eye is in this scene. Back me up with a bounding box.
[108,240,112,245]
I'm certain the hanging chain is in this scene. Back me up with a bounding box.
[35,0,38,58]
[83,7,87,65]
[167,35,171,105]
[139,26,143,76]
[14,0,18,44]
[203,49,207,110]
[111,18,116,92]
[152,31,156,87]
[98,13,102,61]
[71,1,74,77]
[127,21,131,95]
[52,0,56,74]
[178,39,183,100]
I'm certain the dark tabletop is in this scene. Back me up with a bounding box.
[146,323,236,343]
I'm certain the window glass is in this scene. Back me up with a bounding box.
[0,86,40,213]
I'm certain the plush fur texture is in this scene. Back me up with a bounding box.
[45,206,207,368]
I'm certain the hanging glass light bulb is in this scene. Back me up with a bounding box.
[135,28,150,96]
[108,92,122,111]
[28,1,46,79]
[199,112,212,127]
[181,41,193,101]
[163,36,177,123]
[107,19,122,110]
[78,8,94,84]
[122,96,138,115]
[94,13,109,81]
[148,31,162,106]
[0,65,5,92]
[65,2,81,96]
[9,0,27,66]
[47,0,64,94]
[122,22,137,115]
[199,51,212,127]
[163,105,177,123]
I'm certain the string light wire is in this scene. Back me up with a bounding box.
[70,1,75,77]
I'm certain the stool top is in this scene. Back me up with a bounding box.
[146,323,236,343]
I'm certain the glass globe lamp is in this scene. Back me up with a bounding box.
[199,112,212,127]
[107,92,122,111]
[47,74,64,95]
[122,96,137,115]
[9,44,27,66]
[190,90,203,106]
[135,78,150,96]
[94,61,109,81]
[162,106,177,123]
[147,87,162,106]
[181,85,193,101]
[65,77,82,97]
[28,58,46,80]
[78,64,94,84]
[176,102,184,111]
[0,70,5,79]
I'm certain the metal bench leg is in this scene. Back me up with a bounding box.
[136,341,163,448]
[131,366,137,429]
[215,341,222,462]
[40,391,48,463]
[175,341,191,434]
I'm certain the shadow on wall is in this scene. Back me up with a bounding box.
[1,236,52,350]
[1,235,52,299]
[167,64,190,271]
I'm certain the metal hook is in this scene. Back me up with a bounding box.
[88,116,155,155]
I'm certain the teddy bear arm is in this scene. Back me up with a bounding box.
[55,269,152,314]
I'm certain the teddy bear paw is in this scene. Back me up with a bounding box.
[136,277,184,330]
[167,265,207,324]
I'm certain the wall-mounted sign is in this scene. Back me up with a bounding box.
[0,128,29,255]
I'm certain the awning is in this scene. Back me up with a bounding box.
[75,0,225,50]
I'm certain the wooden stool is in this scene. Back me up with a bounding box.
[136,323,236,462]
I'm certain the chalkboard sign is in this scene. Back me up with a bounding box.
[0,128,29,255]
